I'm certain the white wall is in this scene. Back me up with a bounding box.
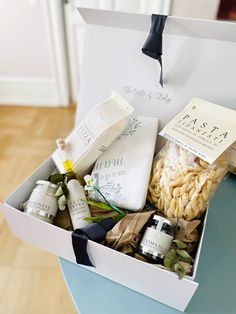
[0,0,69,106]
[170,0,220,20]
[0,0,53,78]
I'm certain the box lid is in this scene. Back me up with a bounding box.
[75,8,236,134]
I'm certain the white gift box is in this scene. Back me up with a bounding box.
[1,8,236,312]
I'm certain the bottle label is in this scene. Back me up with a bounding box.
[26,183,58,217]
[140,227,173,256]
[67,179,91,229]
[67,199,90,219]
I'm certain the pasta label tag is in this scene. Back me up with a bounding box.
[160,98,236,164]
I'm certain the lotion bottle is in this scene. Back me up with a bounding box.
[67,179,92,230]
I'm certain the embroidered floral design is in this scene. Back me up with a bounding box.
[84,175,125,216]
[118,115,141,139]
[90,181,127,210]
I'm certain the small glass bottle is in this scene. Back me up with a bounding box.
[138,215,174,263]
[24,180,58,224]
[55,138,92,229]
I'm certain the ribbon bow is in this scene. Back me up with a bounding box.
[72,218,116,267]
[142,14,167,87]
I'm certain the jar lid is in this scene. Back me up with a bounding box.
[36,180,57,189]
[153,214,173,227]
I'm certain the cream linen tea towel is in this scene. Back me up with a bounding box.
[89,116,158,211]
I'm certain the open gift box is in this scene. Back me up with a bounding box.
[1,8,236,312]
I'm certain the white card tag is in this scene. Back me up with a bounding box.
[159,98,236,164]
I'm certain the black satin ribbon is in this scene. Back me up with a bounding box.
[72,218,116,267]
[142,14,167,87]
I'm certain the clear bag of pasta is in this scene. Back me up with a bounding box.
[148,141,229,221]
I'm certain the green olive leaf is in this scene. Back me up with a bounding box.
[178,261,192,274]
[176,250,193,262]
[49,173,64,184]
[164,249,178,269]
[83,216,104,222]
[83,212,124,223]
[173,240,187,249]
[112,214,125,222]
[84,200,113,211]
[173,263,186,280]
[55,186,64,197]
[58,195,67,211]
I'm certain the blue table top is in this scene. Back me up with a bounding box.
[59,174,236,314]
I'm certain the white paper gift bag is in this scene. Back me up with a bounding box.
[76,9,236,133]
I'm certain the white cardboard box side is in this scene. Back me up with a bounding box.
[1,157,198,312]
[191,209,208,280]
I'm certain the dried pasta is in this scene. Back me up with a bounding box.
[148,142,229,221]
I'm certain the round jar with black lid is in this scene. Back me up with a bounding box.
[138,214,174,263]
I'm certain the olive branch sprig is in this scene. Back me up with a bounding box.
[84,175,125,217]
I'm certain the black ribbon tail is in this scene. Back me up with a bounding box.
[159,56,163,88]
[72,230,94,267]
[142,14,167,87]
[71,218,116,267]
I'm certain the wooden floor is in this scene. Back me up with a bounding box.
[0,105,77,314]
